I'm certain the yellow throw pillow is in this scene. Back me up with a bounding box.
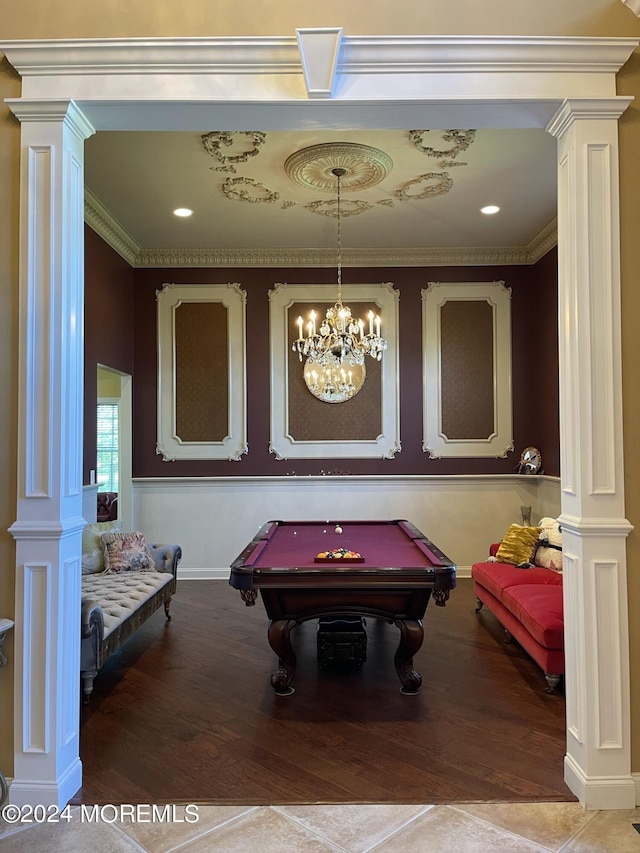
[495,523,542,566]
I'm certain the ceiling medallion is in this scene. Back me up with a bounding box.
[284,142,393,193]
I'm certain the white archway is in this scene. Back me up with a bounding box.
[1,32,637,810]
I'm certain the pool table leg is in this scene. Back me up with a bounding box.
[394,619,424,694]
[267,619,297,695]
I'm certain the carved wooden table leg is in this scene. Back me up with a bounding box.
[394,619,424,694]
[267,619,297,695]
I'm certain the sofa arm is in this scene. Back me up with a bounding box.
[489,542,501,557]
[149,543,182,578]
[81,598,104,641]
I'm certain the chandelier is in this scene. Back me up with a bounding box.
[292,167,387,402]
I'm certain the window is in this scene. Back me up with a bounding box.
[97,401,119,492]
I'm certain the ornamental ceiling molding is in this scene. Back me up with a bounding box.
[283,142,393,192]
[202,131,267,173]
[84,189,558,269]
[204,133,472,216]
[128,233,557,269]
[84,187,141,266]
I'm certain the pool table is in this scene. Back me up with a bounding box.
[229,519,456,695]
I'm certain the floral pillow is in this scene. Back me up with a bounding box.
[82,520,123,575]
[101,531,155,574]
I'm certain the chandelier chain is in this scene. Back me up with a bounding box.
[336,169,342,305]
[291,163,387,400]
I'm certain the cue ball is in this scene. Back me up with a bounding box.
[335,525,343,534]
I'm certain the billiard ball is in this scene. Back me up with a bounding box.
[335,525,343,534]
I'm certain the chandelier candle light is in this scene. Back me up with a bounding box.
[292,167,387,403]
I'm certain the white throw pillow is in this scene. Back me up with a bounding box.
[535,517,563,572]
[82,520,123,574]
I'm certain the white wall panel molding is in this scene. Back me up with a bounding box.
[156,282,247,461]
[19,564,49,753]
[593,560,624,750]
[269,282,400,460]
[422,281,512,459]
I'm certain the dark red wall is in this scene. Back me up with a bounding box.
[83,226,135,481]
[83,228,559,479]
[129,254,560,478]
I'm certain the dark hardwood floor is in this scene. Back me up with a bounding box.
[76,578,572,805]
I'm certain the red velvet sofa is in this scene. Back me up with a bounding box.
[472,544,564,692]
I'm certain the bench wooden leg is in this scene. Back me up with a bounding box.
[164,598,172,620]
[81,672,96,705]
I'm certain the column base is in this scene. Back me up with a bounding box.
[564,754,636,810]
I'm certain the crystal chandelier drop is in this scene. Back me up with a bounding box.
[292,168,387,401]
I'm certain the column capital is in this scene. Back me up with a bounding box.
[5,98,95,139]
[547,96,634,137]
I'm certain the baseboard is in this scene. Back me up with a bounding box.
[9,758,82,808]
[177,567,230,581]
[564,754,636,810]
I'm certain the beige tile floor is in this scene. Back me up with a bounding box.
[1,801,639,852]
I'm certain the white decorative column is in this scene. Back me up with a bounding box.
[6,100,95,807]
[548,98,635,809]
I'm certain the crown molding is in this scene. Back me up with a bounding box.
[84,188,141,266]
[85,190,556,268]
[526,217,559,264]
[84,188,557,270]
[0,36,300,76]
[338,35,638,75]
[2,35,636,78]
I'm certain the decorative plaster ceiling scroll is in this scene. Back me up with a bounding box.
[305,198,373,217]
[201,131,266,173]
[202,130,477,217]
[393,173,454,202]
[221,176,280,204]
[409,129,477,163]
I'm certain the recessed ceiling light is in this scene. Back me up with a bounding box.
[481,205,500,215]
[173,208,193,217]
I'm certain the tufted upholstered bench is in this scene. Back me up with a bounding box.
[80,538,181,703]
